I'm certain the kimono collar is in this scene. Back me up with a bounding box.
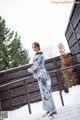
[35,51,43,55]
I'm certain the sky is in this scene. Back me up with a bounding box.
[0,0,74,60]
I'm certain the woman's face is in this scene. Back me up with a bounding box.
[32,44,39,52]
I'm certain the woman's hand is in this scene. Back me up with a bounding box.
[28,68,32,72]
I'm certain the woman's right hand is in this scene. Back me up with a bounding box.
[28,68,32,72]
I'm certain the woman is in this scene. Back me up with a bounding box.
[28,42,57,117]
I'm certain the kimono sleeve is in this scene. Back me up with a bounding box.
[28,55,43,73]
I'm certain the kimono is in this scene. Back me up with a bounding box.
[28,52,56,113]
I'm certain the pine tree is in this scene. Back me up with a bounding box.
[0,16,29,71]
[9,32,29,68]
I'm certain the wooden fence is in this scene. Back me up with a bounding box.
[0,56,64,111]
[0,1,80,111]
[65,0,80,82]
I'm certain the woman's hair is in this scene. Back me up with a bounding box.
[32,42,40,50]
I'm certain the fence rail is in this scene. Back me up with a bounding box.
[0,63,79,88]
[0,63,80,114]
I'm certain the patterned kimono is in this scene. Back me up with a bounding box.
[28,52,56,113]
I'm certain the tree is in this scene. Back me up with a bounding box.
[0,16,29,71]
[58,43,78,93]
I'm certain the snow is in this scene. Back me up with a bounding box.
[5,85,80,120]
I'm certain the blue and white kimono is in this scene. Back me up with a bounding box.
[28,52,56,113]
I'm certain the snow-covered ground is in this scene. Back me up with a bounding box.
[5,85,80,120]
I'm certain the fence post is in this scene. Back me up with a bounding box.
[24,80,32,114]
[0,98,2,111]
[53,58,64,106]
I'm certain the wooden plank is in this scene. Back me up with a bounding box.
[0,99,2,111]
[8,81,24,89]
[29,91,40,97]
[75,21,80,40]
[70,43,80,55]
[68,33,77,48]
[65,22,74,41]
[0,62,56,84]
[55,60,61,68]
[1,99,12,110]
[52,85,59,91]
[0,73,8,83]
[73,53,80,63]
[45,62,55,70]
[0,90,10,100]
[48,70,56,77]
[79,40,80,46]
[6,70,31,82]
[12,95,27,107]
[51,77,58,85]
[0,87,7,92]
[11,86,25,98]
[71,4,80,28]
[45,57,55,63]
[27,82,39,93]
[29,95,41,103]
